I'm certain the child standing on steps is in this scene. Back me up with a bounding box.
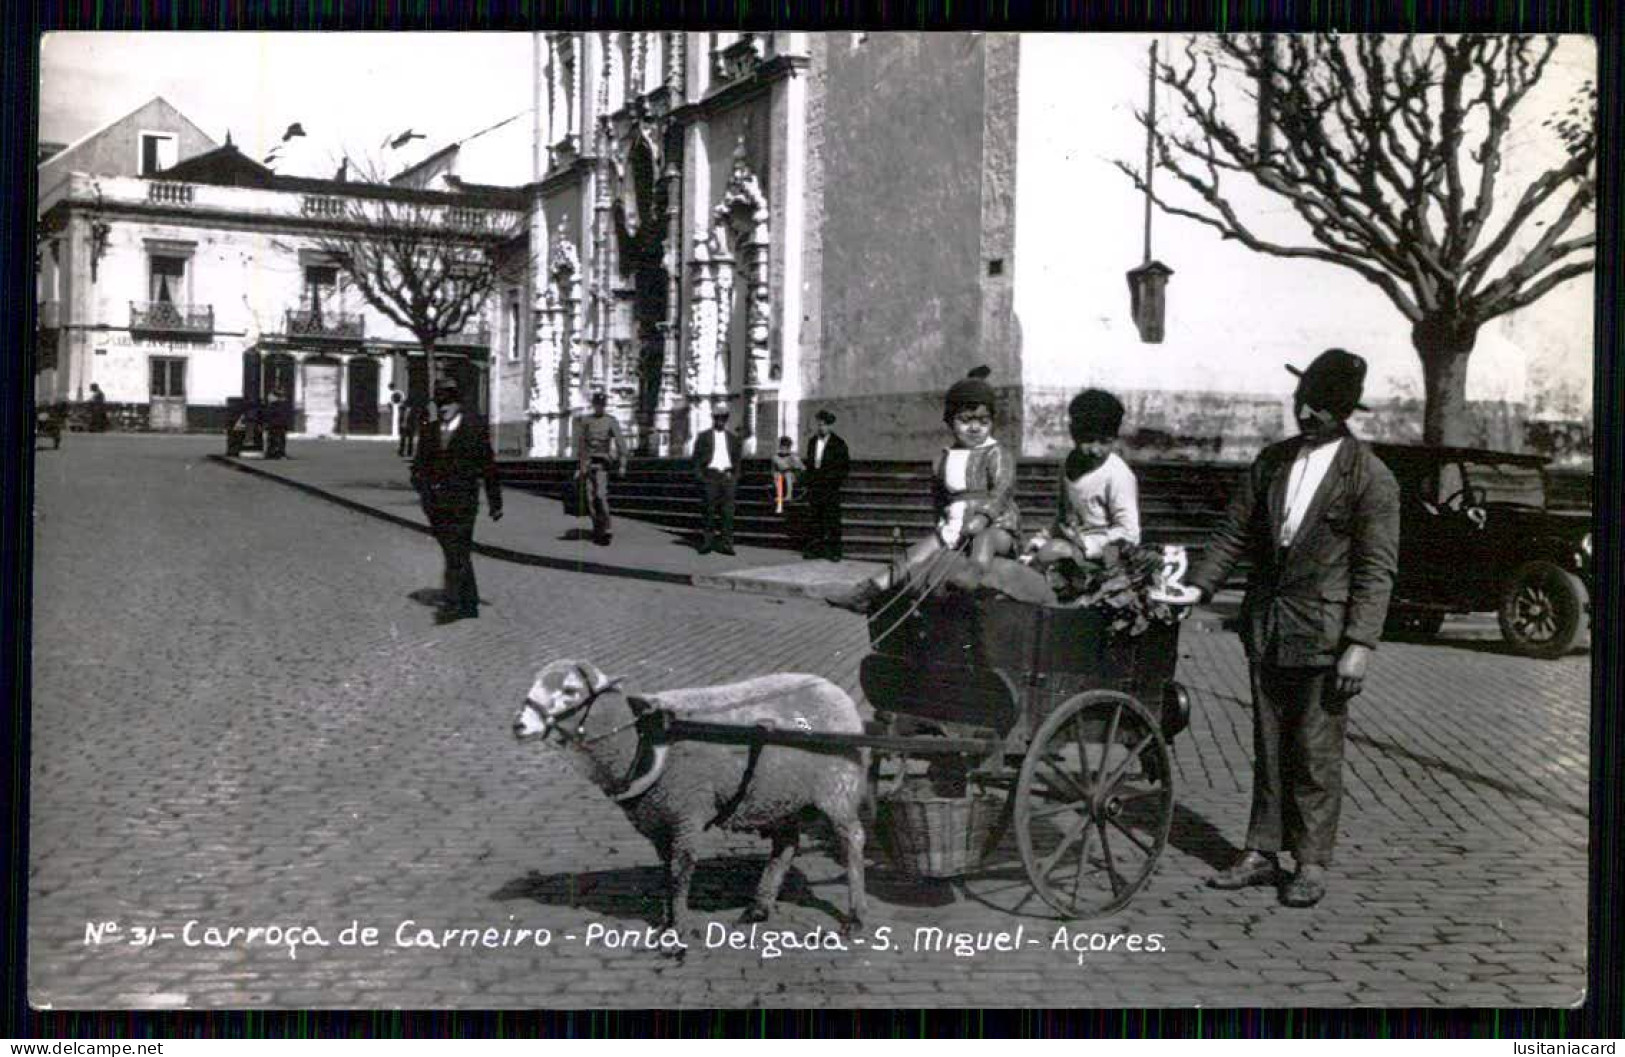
[771,436,805,514]
[828,367,1020,613]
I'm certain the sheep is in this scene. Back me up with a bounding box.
[513,659,869,936]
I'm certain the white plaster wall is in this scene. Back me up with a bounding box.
[1012,34,1593,412]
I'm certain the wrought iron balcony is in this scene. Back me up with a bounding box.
[285,307,365,341]
[130,300,215,338]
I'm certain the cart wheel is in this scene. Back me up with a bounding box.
[1015,690,1174,919]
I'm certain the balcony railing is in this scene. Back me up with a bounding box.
[147,182,195,206]
[130,300,214,338]
[302,195,347,219]
[285,307,365,341]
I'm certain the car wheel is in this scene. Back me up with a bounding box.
[1498,560,1587,659]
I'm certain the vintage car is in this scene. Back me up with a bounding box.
[1372,444,1591,659]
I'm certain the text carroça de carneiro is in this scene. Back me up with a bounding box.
[83,918,1166,963]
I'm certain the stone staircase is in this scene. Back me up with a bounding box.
[496,457,1247,562]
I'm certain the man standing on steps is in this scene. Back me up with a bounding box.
[1185,348,1399,909]
[691,399,742,556]
[574,391,627,546]
[411,379,504,625]
[802,409,850,561]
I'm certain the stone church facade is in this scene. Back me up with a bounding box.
[519,31,1023,460]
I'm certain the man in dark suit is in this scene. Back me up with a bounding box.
[802,409,850,560]
[1185,349,1400,908]
[690,400,743,555]
[411,379,504,624]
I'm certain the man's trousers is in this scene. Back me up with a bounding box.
[585,461,613,537]
[430,513,480,615]
[699,471,736,548]
[1246,664,1348,865]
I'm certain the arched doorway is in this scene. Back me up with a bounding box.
[347,357,381,435]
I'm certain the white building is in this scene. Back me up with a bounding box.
[36,99,524,436]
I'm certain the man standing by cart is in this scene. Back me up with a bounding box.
[1184,349,1399,908]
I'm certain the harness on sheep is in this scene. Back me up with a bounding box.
[560,676,769,828]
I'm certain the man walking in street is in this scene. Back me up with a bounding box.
[691,399,742,555]
[802,409,850,561]
[1185,349,1400,909]
[574,391,627,545]
[411,379,503,624]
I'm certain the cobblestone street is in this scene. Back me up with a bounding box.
[29,436,1588,1008]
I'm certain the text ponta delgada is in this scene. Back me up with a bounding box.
[83,919,1166,963]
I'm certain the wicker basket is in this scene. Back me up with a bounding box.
[876,789,1005,880]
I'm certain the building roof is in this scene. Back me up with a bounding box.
[38,95,216,176]
[157,143,528,210]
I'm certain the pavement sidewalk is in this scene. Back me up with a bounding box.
[208,437,1235,626]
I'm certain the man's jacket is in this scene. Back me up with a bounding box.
[412,414,503,521]
[803,432,850,490]
[1186,432,1400,668]
[691,429,744,481]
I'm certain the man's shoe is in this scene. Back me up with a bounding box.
[1280,864,1328,908]
[1206,850,1279,890]
[433,608,467,626]
[697,540,713,555]
[715,543,737,556]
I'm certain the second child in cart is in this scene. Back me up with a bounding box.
[828,367,1020,613]
[1025,388,1142,571]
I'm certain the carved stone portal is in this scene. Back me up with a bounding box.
[687,138,770,450]
[528,219,581,456]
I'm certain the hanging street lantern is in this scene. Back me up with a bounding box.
[1126,260,1174,344]
[1128,40,1173,345]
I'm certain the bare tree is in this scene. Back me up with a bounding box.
[1116,34,1595,445]
[310,168,527,399]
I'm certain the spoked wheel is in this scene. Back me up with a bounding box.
[1015,690,1174,919]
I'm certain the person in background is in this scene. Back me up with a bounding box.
[802,410,850,561]
[264,384,291,459]
[574,391,628,545]
[87,383,108,433]
[1185,348,1400,909]
[411,379,504,625]
[771,435,805,515]
[399,389,424,458]
[690,400,743,555]
[1025,388,1141,570]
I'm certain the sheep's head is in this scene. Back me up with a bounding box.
[514,659,611,743]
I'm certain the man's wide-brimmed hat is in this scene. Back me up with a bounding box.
[590,391,607,405]
[1287,348,1369,417]
[815,409,837,425]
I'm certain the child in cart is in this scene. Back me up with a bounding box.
[828,367,1021,613]
[1023,388,1142,573]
